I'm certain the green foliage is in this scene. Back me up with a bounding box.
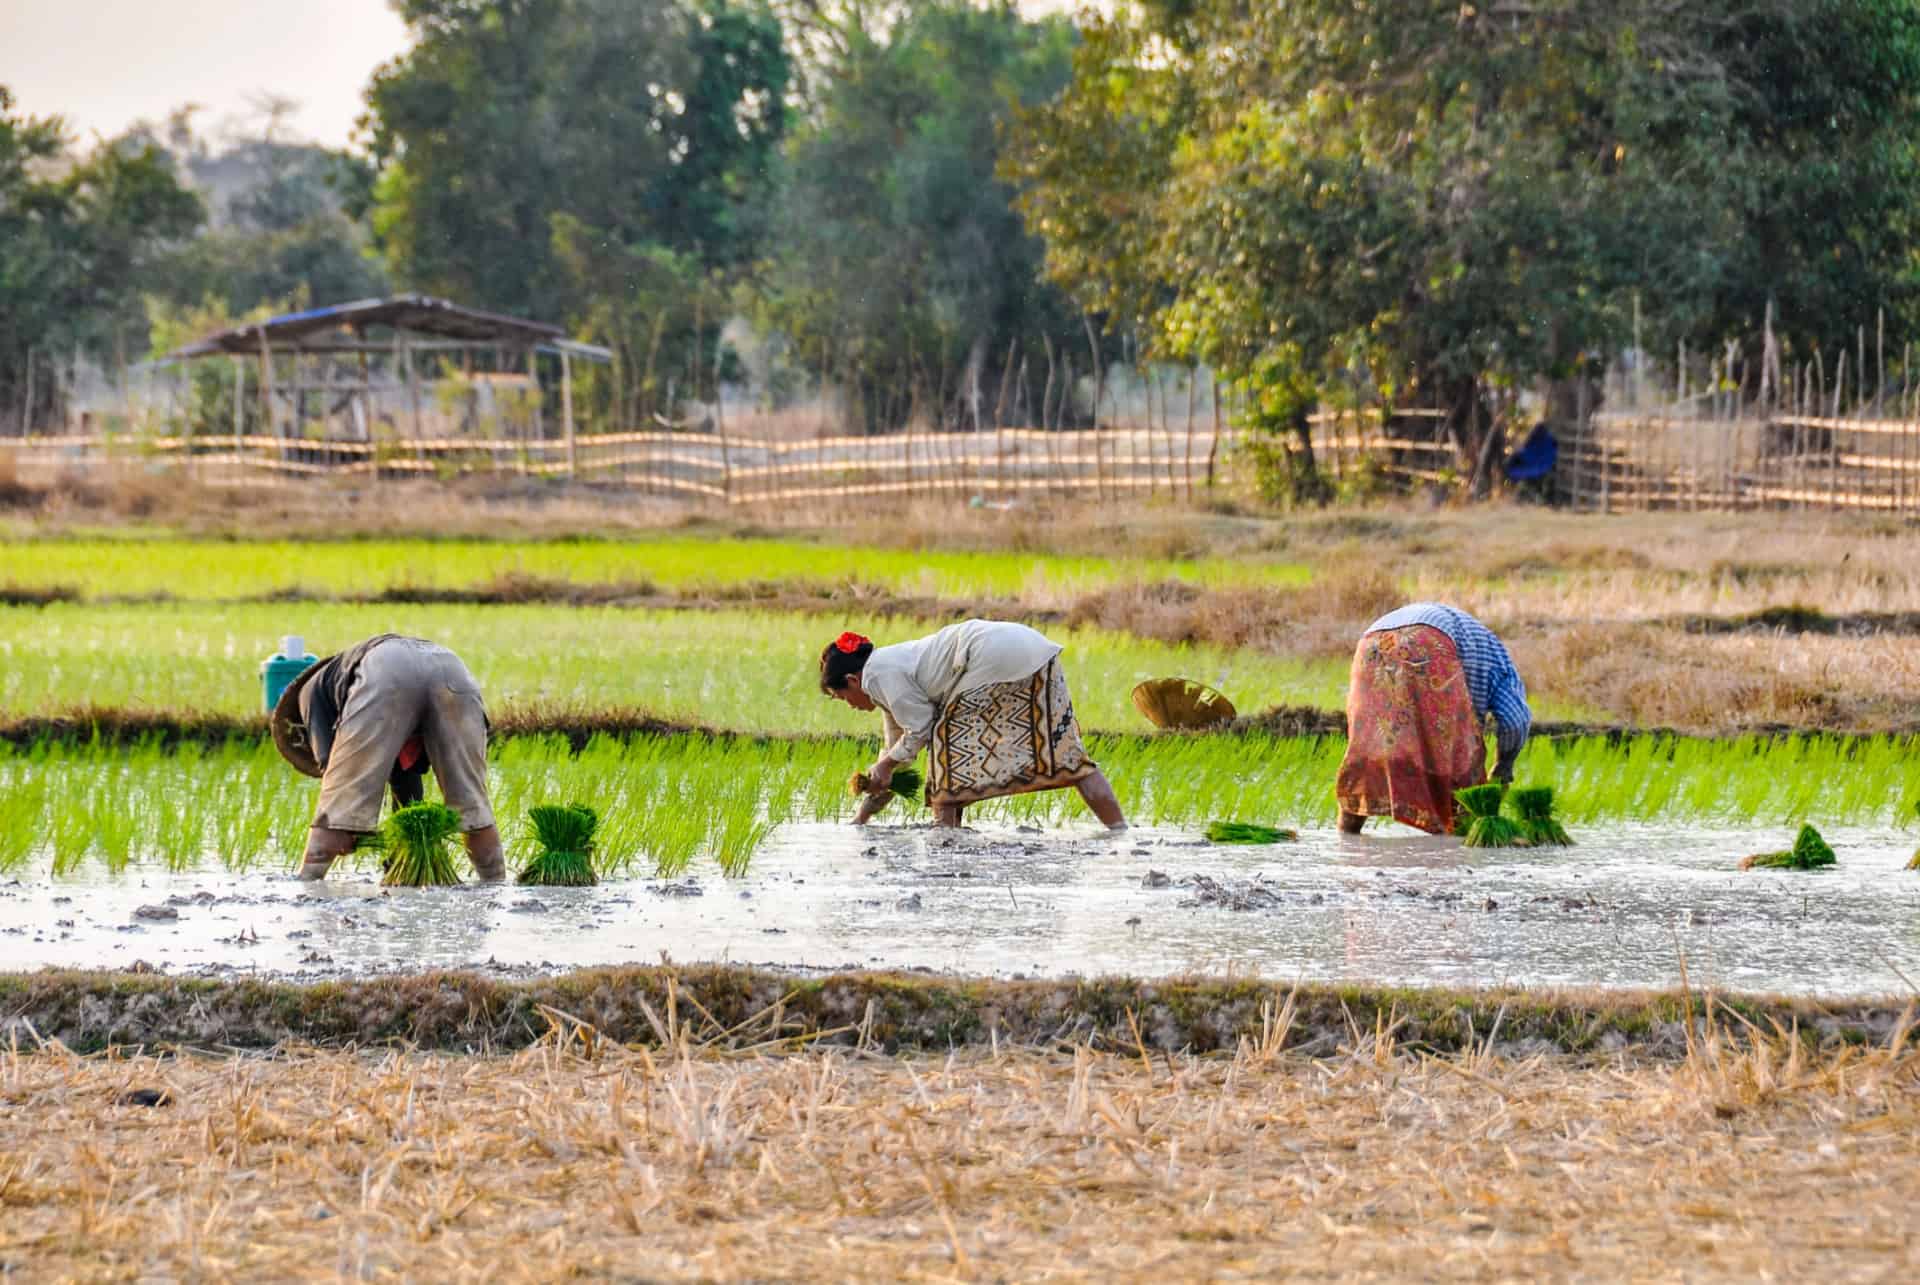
[1006,0,1920,489]
[519,802,599,886]
[380,802,466,886]
[758,0,1090,431]
[1204,821,1297,844]
[1507,784,1574,847]
[365,0,788,419]
[1457,783,1525,848]
[0,87,203,424]
[1743,823,1837,871]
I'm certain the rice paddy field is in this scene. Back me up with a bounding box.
[4,509,1919,1281]
[1,534,1312,600]
[0,601,1361,731]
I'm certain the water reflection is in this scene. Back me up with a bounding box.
[0,821,1915,996]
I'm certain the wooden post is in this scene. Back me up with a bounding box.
[231,356,243,464]
[1082,314,1103,432]
[257,331,275,468]
[19,346,32,436]
[561,350,576,477]
[1184,366,1197,500]
[1205,377,1222,489]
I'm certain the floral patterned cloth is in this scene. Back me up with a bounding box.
[1335,625,1488,835]
[927,659,1096,807]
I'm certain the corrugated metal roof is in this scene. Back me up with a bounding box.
[168,294,606,358]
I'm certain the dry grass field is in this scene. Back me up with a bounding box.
[3,1012,1916,1282]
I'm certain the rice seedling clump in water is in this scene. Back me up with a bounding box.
[849,765,924,805]
[1740,823,1837,871]
[1507,784,1573,846]
[1908,800,1919,871]
[1457,783,1526,848]
[1205,821,1298,844]
[381,802,465,886]
[520,803,598,886]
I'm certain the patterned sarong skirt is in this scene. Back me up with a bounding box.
[928,659,1097,807]
[1334,625,1487,835]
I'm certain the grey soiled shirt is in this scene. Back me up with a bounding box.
[297,633,406,772]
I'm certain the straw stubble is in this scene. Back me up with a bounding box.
[1,1020,1916,1280]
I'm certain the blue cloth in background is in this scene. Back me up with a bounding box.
[1505,423,1559,481]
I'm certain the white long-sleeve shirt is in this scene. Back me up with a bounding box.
[863,619,1062,763]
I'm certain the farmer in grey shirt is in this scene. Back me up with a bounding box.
[272,634,503,881]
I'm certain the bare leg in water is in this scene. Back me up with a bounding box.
[1337,808,1366,834]
[1077,770,1126,830]
[301,824,505,881]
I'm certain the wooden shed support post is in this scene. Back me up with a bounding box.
[257,331,275,469]
[561,350,575,477]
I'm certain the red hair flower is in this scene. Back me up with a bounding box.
[834,631,870,654]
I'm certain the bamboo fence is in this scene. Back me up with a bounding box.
[10,398,1920,514]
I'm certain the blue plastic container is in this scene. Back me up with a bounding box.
[262,635,319,711]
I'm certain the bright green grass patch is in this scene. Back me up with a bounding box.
[0,602,1353,733]
[0,536,1313,601]
[1,730,1912,879]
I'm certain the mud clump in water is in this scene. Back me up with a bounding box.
[1179,874,1284,911]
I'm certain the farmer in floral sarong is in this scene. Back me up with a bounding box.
[1335,603,1532,836]
[821,620,1126,830]
[272,635,503,880]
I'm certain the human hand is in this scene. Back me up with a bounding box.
[868,757,896,790]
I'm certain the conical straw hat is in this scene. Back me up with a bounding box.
[271,657,328,778]
[1130,677,1237,730]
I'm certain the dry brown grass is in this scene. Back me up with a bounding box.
[2,1007,1915,1281]
[1507,622,1920,732]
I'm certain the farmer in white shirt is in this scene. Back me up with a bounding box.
[820,620,1126,830]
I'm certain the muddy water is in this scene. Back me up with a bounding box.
[2,823,1916,997]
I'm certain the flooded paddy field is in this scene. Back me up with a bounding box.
[4,820,1915,997]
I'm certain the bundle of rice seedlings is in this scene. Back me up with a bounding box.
[519,803,599,887]
[1204,821,1298,844]
[380,802,465,887]
[848,764,925,806]
[1456,783,1526,848]
[1506,784,1573,846]
[1740,823,1837,871]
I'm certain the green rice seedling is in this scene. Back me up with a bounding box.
[1204,821,1298,844]
[519,803,599,886]
[1456,782,1525,848]
[1505,784,1573,846]
[1740,823,1837,871]
[380,802,466,887]
[850,764,924,806]
[1907,799,1919,871]
[2,535,1312,603]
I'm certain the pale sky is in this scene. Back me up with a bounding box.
[2,0,411,149]
[1,0,1090,152]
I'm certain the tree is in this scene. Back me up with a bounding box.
[362,0,788,422]
[0,87,203,430]
[1005,1,1920,495]
[757,0,1088,431]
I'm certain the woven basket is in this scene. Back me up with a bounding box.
[1130,677,1237,730]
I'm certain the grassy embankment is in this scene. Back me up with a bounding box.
[1,967,1915,1279]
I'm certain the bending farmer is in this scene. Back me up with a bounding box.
[820,620,1126,830]
[272,634,503,881]
[1335,602,1532,836]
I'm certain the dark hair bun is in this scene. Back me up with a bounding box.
[819,636,875,693]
